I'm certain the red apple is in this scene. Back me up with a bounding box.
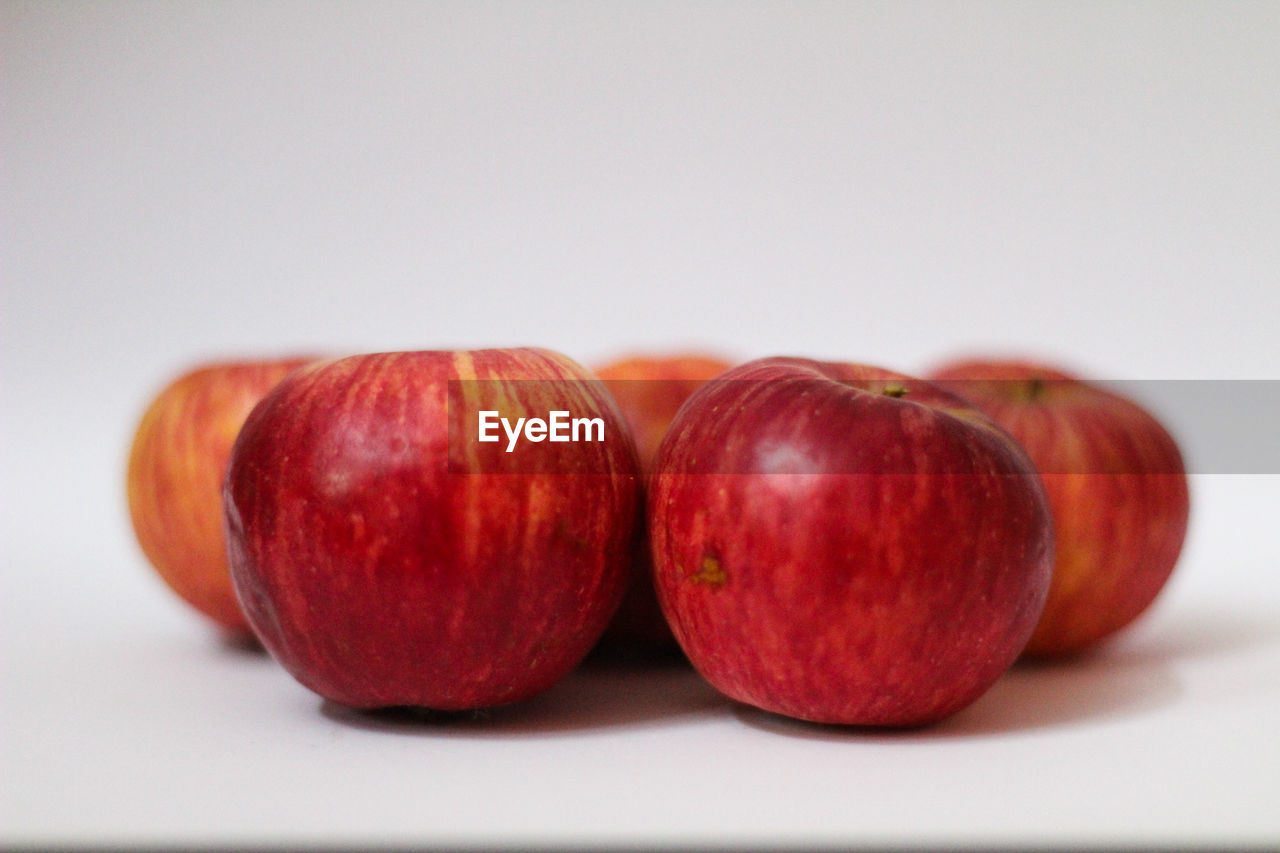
[223,348,640,710]
[927,359,1190,657]
[592,353,734,656]
[126,357,314,634]
[648,357,1054,726]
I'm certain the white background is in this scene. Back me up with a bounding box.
[3,1,1278,848]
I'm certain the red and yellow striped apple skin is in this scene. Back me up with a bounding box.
[649,358,1054,727]
[224,348,640,711]
[127,357,314,633]
[928,361,1190,657]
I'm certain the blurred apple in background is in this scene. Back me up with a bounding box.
[649,357,1054,726]
[595,354,734,471]
[126,357,315,635]
[592,353,734,658]
[224,348,640,711]
[927,359,1190,657]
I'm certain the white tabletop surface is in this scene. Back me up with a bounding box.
[4,3,1278,848]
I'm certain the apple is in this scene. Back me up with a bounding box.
[126,357,314,634]
[595,354,735,472]
[223,348,640,710]
[927,359,1190,657]
[592,353,734,656]
[648,357,1054,726]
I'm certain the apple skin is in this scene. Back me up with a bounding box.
[648,357,1054,726]
[927,359,1190,657]
[592,353,734,656]
[223,348,640,711]
[126,357,315,634]
[596,354,735,473]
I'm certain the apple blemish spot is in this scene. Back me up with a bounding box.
[477,410,605,452]
[688,555,727,588]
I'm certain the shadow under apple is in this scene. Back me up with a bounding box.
[216,630,267,658]
[733,602,1277,740]
[733,645,1181,741]
[320,662,729,738]
[315,601,1275,739]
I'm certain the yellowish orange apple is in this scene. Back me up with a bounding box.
[127,357,314,634]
